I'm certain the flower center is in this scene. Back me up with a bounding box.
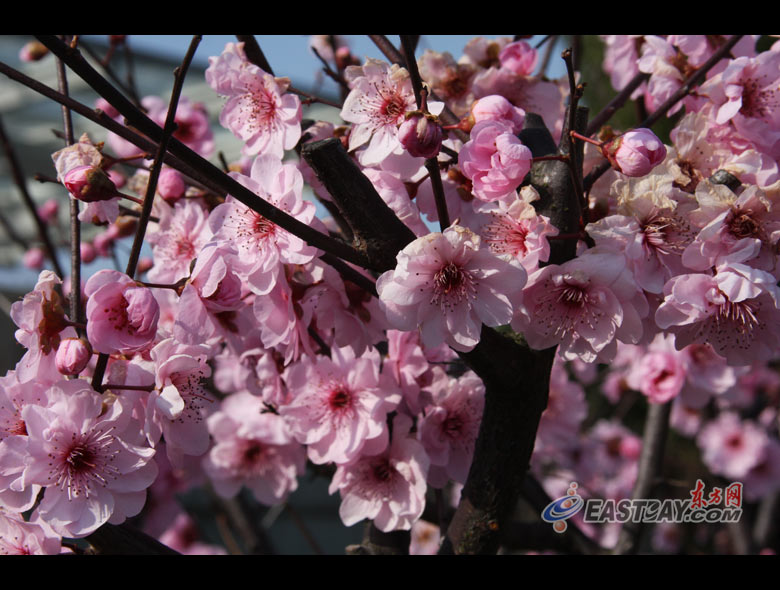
[727,210,761,240]
[372,458,394,482]
[329,388,351,410]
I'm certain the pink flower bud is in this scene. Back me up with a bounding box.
[95,98,120,119]
[22,247,45,270]
[602,128,667,177]
[398,113,443,159]
[498,41,538,76]
[92,231,115,257]
[19,40,49,62]
[55,337,92,375]
[36,199,59,223]
[80,242,97,264]
[157,168,186,203]
[63,165,119,203]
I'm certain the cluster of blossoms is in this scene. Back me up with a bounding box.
[3,35,780,555]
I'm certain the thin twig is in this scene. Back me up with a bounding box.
[585,71,650,137]
[235,35,274,75]
[56,36,83,334]
[0,114,64,278]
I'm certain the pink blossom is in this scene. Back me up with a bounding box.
[21,379,158,538]
[80,242,97,264]
[469,95,526,134]
[655,262,780,366]
[417,49,476,117]
[698,50,780,159]
[146,198,212,284]
[22,247,44,270]
[157,512,227,555]
[209,155,319,295]
[0,511,64,555]
[173,241,244,346]
[156,167,186,203]
[63,164,120,203]
[417,370,484,487]
[19,40,48,63]
[280,346,401,465]
[600,35,646,97]
[697,412,768,479]
[637,36,687,116]
[459,120,533,202]
[625,335,687,404]
[514,249,647,363]
[477,186,559,274]
[328,413,429,532]
[384,329,433,416]
[203,391,305,505]
[145,338,215,464]
[377,225,527,352]
[36,199,59,224]
[498,40,538,76]
[206,42,301,158]
[84,269,160,355]
[603,128,667,177]
[341,59,419,166]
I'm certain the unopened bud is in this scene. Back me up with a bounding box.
[55,337,93,376]
[80,241,97,264]
[602,128,666,177]
[19,41,49,62]
[23,247,45,270]
[63,165,119,203]
[157,168,186,203]
[398,112,443,159]
[36,199,59,223]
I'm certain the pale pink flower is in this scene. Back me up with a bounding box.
[655,262,780,366]
[84,269,160,355]
[22,247,44,270]
[469,94,526,134]
[21,380,157,538]
[203,391,305,506]
[10,270,74,384]
[698,50,780,159]
[280,346,401,465]
[576,420,640,500]
[362,168,429,237]
[417,49,476,117]
[477,186,559,274]
[625,334,687,404]
[600,35,646,97]
[514,249,647,363]
[498,40,538,76]
[329,413,429,532]
[158,512,227,555]
[145,338,215,464]
[206,42,301,158]
[678,343,743,409]
[377,225,527,352]
[156,167,186,203]
[742,437,780,501]
[417,370,484,487]
[384,329,433,416]
[341,58,419,166]
[173,241,244,346]
[146,198,212,284]
[459,120,533,202]
[410,519,441,555]
[637,36,687,116]
[0,511,64,555]
[697,412,768,479]
[209,155,319,295]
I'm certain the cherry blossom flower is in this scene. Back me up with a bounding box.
[514,249,647,363]
[143,95,214,159]
[206,42,301,158]
[469,94,526,133]
[85,269,160,355]
[203,391,305,506]
[458,120,533,202]
[280,346,401,465]
[602,128,667,177]
[0,511,64,555]
[21,379,157,538]
[697,412,768,479]
[341,58,442,166]
[328,413,429,532]
[209,154,319,295]
[377,225,527,352]
[417,369,484,487]
[398,112,443,159]
[655,262,780,365]
[498,40,538,76]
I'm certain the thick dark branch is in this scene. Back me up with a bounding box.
[439,111,587,555]
[235,35,275,76]
[32,36,372,270]
[301,138,416,272]
[0,114,64,279]
[613,400,672,554]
